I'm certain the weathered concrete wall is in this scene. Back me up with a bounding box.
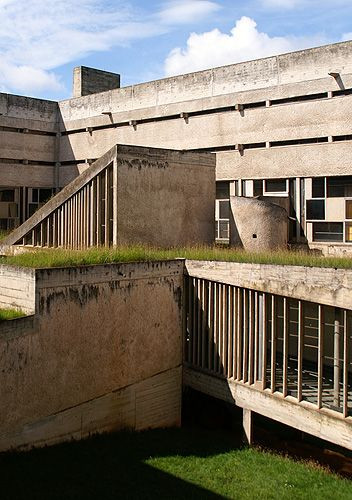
[0,93,58,122]
[116,146,215,247]
[58,93,352,165]
[0,266,35,313]
[217,141,352,181]
[2,145,216,249]
[59,41,352,121]
[0,260,183,451]
[185,260,352,309]
[229,196,288,251]
[73,66,120,98]
[0,93,59,189]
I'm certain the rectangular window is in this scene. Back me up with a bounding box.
[31,189,38,203]
[219,200,230,219]
[313,222,343,242]
[253,180,263,197]
[346,200,352,219]
[327,176,352,198]
[264,178,288,194]
[0,189,15,202]
[218,220,229,239]
[346,223,352,242]
[312,178,325,198]
[39,189,53,203]
[216,182,229,199]
[306,199,325,220]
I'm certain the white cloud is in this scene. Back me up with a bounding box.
[0,0,219,96]
[260,0,352,7]
[260,0,301,7]
[0,62,63,94]
[158,0,220,25]
[165,16,327,76]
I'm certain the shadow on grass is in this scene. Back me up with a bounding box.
[0,427,237,500]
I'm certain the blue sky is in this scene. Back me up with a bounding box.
[0,0,351,101]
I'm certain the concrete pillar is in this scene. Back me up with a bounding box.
[243,408,253,444]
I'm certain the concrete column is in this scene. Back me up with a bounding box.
[243,408,253,444]
[229,181,236,197]
[112,159,118,246]
[295,177,301,243]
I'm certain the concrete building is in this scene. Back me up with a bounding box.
[1,41,352,253]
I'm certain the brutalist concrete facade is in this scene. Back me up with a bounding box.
[1,41,352,253]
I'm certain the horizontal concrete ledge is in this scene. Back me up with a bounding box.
[185,260,352,310]
[184,367,352,451]
[35,260,185,288]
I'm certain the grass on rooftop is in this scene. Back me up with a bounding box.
[0,229,10,242]
[0,308,25,321]
[0,427,351,500]
[1,244,352,269]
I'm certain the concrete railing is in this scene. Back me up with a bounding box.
[184,275,351,419]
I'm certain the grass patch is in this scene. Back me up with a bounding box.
[0,308,25,320]
[0,427,351,500]
[1,245,352,269]
[0,229,10,242]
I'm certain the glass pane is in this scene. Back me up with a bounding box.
[32,189,38,203]
[219,220,229,239]
[219,200,230,219]
[216,182,229,199]
[327,176,352,198]
[346,223,352,242]
[39,189,53,203]
[0,189,15,202]
[265,179,287,193]
[312,178,325,198]
[253,180,263,197]
[313,222,343,242]
[306,199,325,220]
[346,200,352,219]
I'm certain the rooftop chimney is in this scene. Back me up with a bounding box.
[73,66,120,98]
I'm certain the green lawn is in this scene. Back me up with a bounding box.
[0,427,351,500]
[1,244,352,269]
[0,307,25,320]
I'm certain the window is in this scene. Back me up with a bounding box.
[313,222,343,242]
[264,178,288,195]
[346,223,352,242]
[218,200,230,219]
[215,198,230,241]
[327,176,352,198]
[253,180,263,197]
[0,189,15,202]
[346,200,352,219]
[216,182,229,199]
[312,178,325,198]
[39,189,53,203]
[306,199,325,220]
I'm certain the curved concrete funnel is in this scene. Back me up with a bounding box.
[229,196,288,251]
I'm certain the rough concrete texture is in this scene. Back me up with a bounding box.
[2,145,216,249]
[73,66,120,98]
[229,196,288,251]
[0,260,183,451]
[0,266,35,314]
[60,41,352,120]
[115,146,215,247]
[185,260,352,310]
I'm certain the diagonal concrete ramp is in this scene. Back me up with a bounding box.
[1,144,215,250]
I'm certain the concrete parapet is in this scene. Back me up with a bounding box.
[0,260,183,451]
[229,196,288,251]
